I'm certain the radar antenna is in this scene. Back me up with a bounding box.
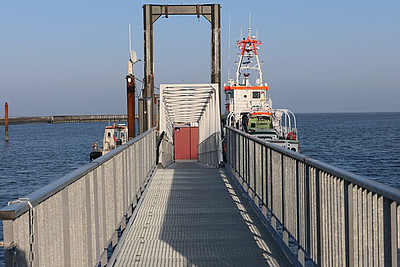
[228,12,231,80]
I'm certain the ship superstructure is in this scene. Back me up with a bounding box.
[224,28,299,152]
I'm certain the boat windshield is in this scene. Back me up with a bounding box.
[258,116,270,121]
[248,115,273,130]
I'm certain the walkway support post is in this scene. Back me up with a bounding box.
[211,4,221,112]
[5,102,9,142]
[143,4,221,131]
[138,98,145,135]
[143,5,153,131]
[146,97,152,131]
[126,75,136,140]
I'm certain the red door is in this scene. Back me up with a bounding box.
[174,126,198,160]
[190,127,199,159]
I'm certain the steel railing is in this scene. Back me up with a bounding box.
[198,132,222,168]
[158,135,174,168]
[225,126,400,266]
[0,128,157,267]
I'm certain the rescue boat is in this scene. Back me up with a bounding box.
[224,28,300,152]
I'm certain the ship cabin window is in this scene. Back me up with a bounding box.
[107,132,111,138]
[114,132,118,138]
[243,94,248,99]
[226,91,234,100]
[252,91,261,99]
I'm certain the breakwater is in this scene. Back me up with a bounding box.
[0,115,135,125]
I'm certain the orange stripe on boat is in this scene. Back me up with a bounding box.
[224,86,269,91]
[250,112,272,116]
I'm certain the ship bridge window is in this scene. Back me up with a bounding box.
[252,92,260,99]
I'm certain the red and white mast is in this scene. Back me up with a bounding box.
[225,28,268,90]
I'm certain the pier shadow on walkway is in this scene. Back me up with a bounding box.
[113,161,291,266]
[155,161,290,266]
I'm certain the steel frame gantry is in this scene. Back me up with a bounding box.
[142,4,221,133]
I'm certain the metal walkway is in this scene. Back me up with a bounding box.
[113,161,290,266]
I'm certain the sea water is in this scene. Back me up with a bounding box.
[0,113,399,265]
[298,112,400,187]
[0,121,117,265]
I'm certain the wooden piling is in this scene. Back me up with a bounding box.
[126,74,136,140]
[5,102,9,141]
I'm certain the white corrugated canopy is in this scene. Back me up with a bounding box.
[159,84,221,144]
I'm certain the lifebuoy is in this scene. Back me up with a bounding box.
[287,132,297,140]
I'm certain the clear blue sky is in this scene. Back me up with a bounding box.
[1,0,399,116]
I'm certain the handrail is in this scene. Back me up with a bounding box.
[226,126,400,203]
[198,131,222,167]
[156,131,165,165]
[225,126,400,266]
[0,127,157,266]
[158,132,174,168]
[0,127,157,220]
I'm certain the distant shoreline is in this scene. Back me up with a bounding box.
[0,115,137,125]
[1,112,398,126]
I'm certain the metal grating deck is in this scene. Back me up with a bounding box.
[113,161,290,266]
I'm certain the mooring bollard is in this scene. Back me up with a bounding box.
[5,102,9,142]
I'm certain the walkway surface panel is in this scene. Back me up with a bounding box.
[114,161,290,266]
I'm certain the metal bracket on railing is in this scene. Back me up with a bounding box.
[8,198,35,265]
[8,197,33,209]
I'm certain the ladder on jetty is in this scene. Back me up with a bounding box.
[2,3,400,267]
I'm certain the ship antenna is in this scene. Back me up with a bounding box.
[127,24,140,75]
[228,12,231,80]
[128,24,133,75]
[249,12,251,35]
[129,24,132,54]
[240,27,243,40]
